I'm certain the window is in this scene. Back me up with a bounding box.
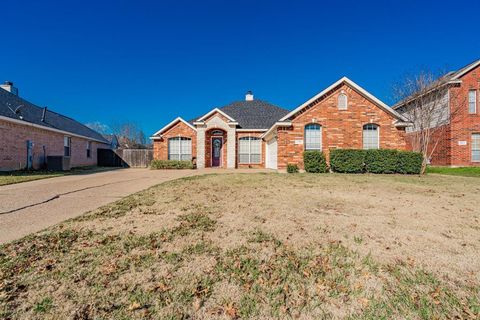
[469,90,477,114]
[304,124,322,150]
[472,134,480,162]
[168,137,192,160]
[363,124,379,149]
[338,93,348,110]
[64,136,71,157]
[239,137,261,164]
[211,130,223,136]
[86,141,92,158]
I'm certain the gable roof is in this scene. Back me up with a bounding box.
[0,88,108,143]
[195,108,237,122]
[279,77,408,122]
[392,59,480,110]
[152,117,196,137]
[217,99,289,129]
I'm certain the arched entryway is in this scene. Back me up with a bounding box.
[205,129,227,167]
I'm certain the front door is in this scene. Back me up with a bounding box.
[212,137,222,167]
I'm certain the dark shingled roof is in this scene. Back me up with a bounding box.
[0,88,108,143]
[218,99,289,129]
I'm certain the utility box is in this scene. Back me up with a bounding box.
[47,156,71,171]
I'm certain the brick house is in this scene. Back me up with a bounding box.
[151,77,409,170]
[394,59,480,166]
[0,82,110,171]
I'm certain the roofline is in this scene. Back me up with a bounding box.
[152,117,196,137]
[451,59,480,80]
[279,77,408,122]
[196,108,236,122]
[0,115,109,144]
[236,129,267,132]
[392,79,462,110]
[261,121,292,139]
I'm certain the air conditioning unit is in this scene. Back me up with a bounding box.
[47,156,71,171]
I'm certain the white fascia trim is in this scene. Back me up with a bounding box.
[196,108,236,122]
[149,136,162,140]
[279,76,408,122]
[152,117,196,137]
[261,121,292,138]
[394,121,412,128]
[0,115,108,144]
[451,59,480,80]
[236,129,267,132]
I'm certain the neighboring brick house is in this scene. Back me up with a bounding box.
[0,82,110,171]
[151,78,410,170]
[394,59,480,166]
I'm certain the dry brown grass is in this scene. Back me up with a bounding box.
[1,173,479,319]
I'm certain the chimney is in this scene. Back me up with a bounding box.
[0,81,19,96]
[245,90,254,101]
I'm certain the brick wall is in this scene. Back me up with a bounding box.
[152,121,197,161]
[0,119,107,171]
[447,65,480,166]
[277,83,407,169]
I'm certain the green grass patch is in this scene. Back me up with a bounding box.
[427,166,480,177]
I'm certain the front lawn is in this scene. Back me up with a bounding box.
[427,166,480,177]
[1,173,479,319]
[0,167,115,186]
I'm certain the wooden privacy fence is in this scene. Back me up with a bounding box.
[97,148,153,168]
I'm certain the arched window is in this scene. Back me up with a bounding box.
[338,93,348,110]
[211,130,223,136]
[239,137,261,164]
[363,124,379,149]
[168,137,192,160]
[305,124,322,150]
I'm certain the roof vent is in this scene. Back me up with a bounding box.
[245,90,254,101]
[0,81,19,96]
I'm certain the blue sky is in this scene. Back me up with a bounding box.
[1,0,479,136]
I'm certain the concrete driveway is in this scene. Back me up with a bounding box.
[0,168,269,244]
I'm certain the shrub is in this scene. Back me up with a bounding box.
[365,149,399,174]
[150,160,194,170]
[329,149,423,174]
[330,149,366,173]
[303,151,328,173]
[396,151,423,174]
[287,164,299,173]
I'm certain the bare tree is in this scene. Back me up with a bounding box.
[393,70,465,173]
[85,121,110,135]
[111,122,149,149]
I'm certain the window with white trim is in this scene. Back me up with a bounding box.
[338,93,348,110]
[239,137,261,164]
[304,124,322,150]
[86,141,92,158]
[472,133,480,162]
[64,136,71,157]
[363,124,379,149]
[469,90,477,114]
[168,137,192,160]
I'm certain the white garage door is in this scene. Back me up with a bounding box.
[266,137,277,169]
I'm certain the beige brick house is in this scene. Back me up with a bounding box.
[151,77,410,170]
[0,82,110,171]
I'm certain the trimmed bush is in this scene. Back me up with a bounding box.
[330,149,366,173]
[303,151,328,173]
[365,149,399,174]
[396,151,423,174]
[287,164,299,173]
[329,149,423,174]
[150,160,194,170]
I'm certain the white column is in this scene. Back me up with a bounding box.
[196,127,205,169]
[227,125,236,168]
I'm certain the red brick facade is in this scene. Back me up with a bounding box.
[403,65,480,167]
[152,120,197,161]
[277,83,407,169]
[0,119,107,171]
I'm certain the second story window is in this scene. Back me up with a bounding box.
[469,90,477,114]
